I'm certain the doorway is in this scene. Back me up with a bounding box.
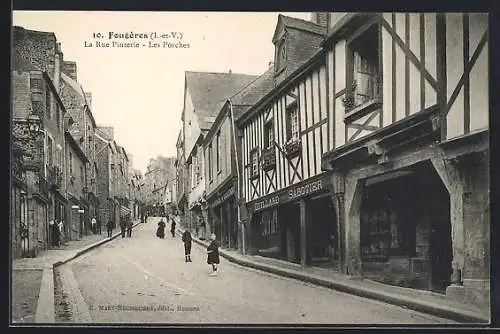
[308,195,338,268]
[280,202,301,264]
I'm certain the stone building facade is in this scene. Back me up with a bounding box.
[65,131,89,239]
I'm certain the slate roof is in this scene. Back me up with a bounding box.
[185,71,258,130]
[272,14,327,43]
[230,65,276,118]
[61,72,84,97]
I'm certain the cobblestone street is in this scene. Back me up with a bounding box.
[52,218,458,325]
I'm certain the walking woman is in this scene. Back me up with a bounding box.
[182,229,192,262]
[157,219,166,239]
[207,233,220,276]
[170,218,176,238]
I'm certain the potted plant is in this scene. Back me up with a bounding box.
[282,137,301,158]
[342,80,358,111]
[261,147,276,171]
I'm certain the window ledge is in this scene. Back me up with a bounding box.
[344,97,381,123]
[250,174,259,181]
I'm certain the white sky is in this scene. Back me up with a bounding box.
[12,11,311,174]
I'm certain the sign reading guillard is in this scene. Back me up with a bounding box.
[253,177,326,212]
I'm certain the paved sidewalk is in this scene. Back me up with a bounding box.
[12,220,143,324]
[176,225,490,324]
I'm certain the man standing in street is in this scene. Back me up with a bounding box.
[182,229,192,262]
[120,218,127,238]
[170,217,176,238]
[127,215,133,237]
[106,218,113,238]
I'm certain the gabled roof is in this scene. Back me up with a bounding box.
[61,72,98,129]
[203,66,276,144]
[65,131,89,164]
[231,65,276,118]
[61,72,83,97]
[185,71,258,130]
[272,14,327,43]
[176,128,183,148]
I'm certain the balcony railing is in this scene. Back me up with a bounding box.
[48,165,63,190]
[261,146,276,171]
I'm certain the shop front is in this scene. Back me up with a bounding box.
[68,195,83,240]
[207,185,237,249]
[247,172,337,267]
[358,161,452,292]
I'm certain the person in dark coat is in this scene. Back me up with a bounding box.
[207,233,220,276]
[126,215,133,237]
[182,230,192,262]
[157,219,166,239]
[106,219,113,237]
[120,219,126,238]
[170,219,176,238]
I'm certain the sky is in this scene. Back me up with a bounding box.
[12,11,311,174]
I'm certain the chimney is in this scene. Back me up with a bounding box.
[228,69,232,74]
[268,61,274,69]
[54,42,62,92]
[311,12,329,28]
[63,61,77,81]
[85,92,92,110]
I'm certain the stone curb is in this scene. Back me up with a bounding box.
[177,227,489,324]
[52,221,143,268]
[32,221,143,324]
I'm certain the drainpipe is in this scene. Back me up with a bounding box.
[227,99,245,255]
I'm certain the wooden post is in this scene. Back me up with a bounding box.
[300,199,307,268]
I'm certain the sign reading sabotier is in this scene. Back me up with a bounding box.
[252,175,327,212]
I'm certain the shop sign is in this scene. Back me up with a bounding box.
[254,195,280,212]
[288,179,323,201]
[253,174,329,212]
[210,186,235,208]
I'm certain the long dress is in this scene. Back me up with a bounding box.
[157,221,166,239]
[207,240,220,264]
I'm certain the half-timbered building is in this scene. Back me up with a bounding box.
[237,15,341,266]
[203,67,275,251]
[180,71,258,236]
[321,13,489,307]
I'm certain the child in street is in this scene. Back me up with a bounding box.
[207,233,220,276]
[182,229,192,262]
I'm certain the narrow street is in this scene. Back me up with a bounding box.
[56,218,458,324]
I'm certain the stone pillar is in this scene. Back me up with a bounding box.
[432,150,490,308]
[300,199,307,268]
[431,155,465,284]
[460,151,490,308]
[344,176,363,277]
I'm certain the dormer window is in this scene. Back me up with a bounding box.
[276,37,287,73]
